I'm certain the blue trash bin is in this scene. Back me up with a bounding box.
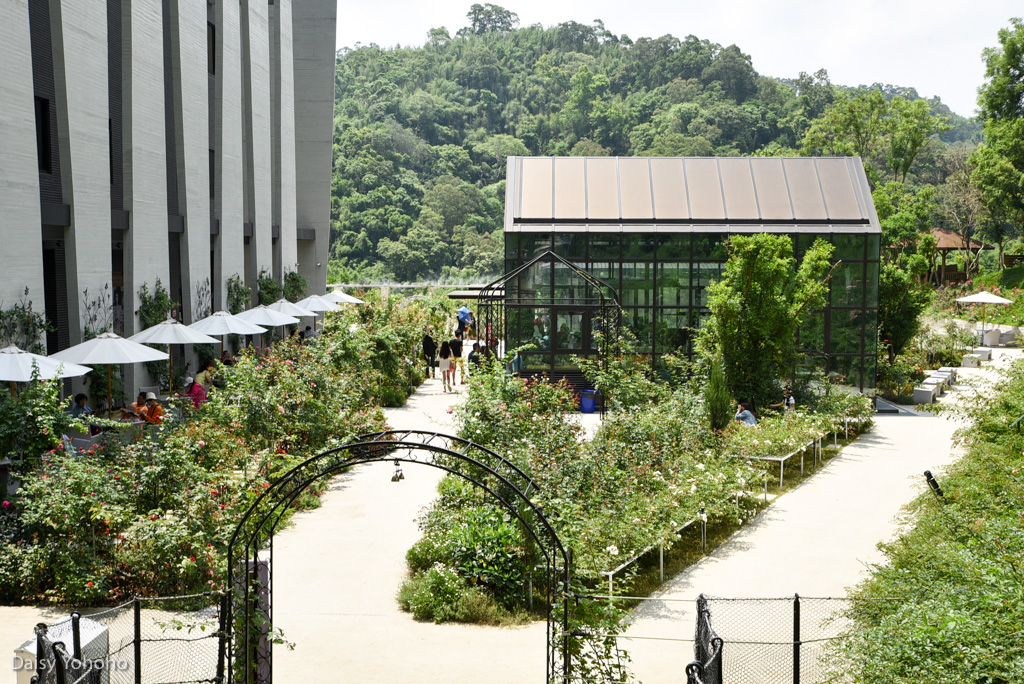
[580,389,597,413]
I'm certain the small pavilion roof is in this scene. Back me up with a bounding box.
[930,227,992,252]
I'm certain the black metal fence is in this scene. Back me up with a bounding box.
[685,594,888,684]
[23,592,226,684]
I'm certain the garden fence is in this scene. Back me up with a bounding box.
[685,594,901,684]
[22,592,225,684]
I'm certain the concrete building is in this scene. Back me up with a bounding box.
[0,0,336,358]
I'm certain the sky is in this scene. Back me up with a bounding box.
[334,0,1021,118]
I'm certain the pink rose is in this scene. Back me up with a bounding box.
[198,440,206,447]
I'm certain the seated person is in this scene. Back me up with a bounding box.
[195,361,216,388]
[735,402,757,426]
[70,393,93,419]
[177,376,207,408]
[468,342,481,371]
[220,349,235,367]
[140,392,164,425]
[770,385,796,414]
[122,392,148,420]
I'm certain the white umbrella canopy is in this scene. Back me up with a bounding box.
[128,318,219,345]
[322,290,364,305]
[295,295,340,313]
[128,319,218,392]
[50,332,169,365]
[50,332,169,410]
[0,345,93,396]
[268,298,316,318]
[956,291,1014,333]
[188,311,267,336]
[235,305,300,327]
[955,292,1014,305]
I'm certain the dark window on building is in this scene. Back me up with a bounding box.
[209,149,215,199]
[208,22,216,74]
[34,97,51,173]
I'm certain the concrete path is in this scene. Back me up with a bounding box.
[622,349,1021,683]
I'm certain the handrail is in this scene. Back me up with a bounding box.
[1011,412,1024,433]
[601,515,704,595]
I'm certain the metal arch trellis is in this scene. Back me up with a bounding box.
[225,430,574,683]
[477,250,622,372]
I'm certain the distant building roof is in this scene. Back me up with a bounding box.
[929,227,992,251]
[505,156,881,234]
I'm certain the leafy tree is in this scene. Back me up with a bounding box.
[703,353,732,431]
[885,97,950,182]
[877,260,931,363]
[697,234,834,411]
[936,145,985,279]
[256,268,282,306]
[801,89,888,162]
[872,182,937,258]
[466,3,519,35]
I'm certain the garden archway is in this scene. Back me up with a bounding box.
[225,429,573,683]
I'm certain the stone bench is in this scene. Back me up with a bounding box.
[921,378,946,396]
[962,354,982,368]
[937,367,958,383]
[913,385,937,404]
[973,347,992,361]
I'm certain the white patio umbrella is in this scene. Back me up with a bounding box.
[50,332,169,412]
[188,311,267,357]
[268,298,316,318]
[128,318,218,392]
[0,345,92,397]
[322,289,364,305]
[956,291,1014,334]
[235,306,300,347]
[294,295,340,313]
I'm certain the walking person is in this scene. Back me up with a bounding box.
[438,341,454,393]
[422,330,438,379]
[450,332,465,385]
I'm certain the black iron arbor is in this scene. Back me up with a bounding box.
[225,429,574,683]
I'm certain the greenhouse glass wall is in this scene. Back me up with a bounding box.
[500,156,882,389]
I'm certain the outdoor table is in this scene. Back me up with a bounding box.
[730,439,814,490]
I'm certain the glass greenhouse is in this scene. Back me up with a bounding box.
[495,156,882,389]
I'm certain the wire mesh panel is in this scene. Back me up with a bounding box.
[690,595,873,684]
[29,594,223,684]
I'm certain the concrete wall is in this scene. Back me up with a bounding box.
[121,0,169,339]
[48,0,112,343]
[167,0,211,322]
[292,0,336,296]
[0,0,46,312]
[270,0,296,280]
[212,0,244,311]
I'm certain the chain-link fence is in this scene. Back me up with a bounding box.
[685,594,898,684]
[19,592,226,684]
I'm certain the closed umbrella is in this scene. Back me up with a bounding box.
[128,319,218,392]
[0,345,92,397]
[188,311,268,357]
[956,291,1013,336]
[268,298,316,318]
[50,332,169,412]
[235,306,300,347]
[323,290,364,304]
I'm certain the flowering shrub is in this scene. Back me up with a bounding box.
[931,283,1024,326]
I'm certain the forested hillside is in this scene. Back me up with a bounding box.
[329,3,982,283]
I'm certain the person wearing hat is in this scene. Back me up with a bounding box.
[141,392,164,425]
[177,376,207,409]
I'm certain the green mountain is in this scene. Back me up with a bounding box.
[329,5,980,283]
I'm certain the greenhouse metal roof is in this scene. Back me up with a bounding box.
[504,156,881,234]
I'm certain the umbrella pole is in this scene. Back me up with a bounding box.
[9,381,15,398]
[106,365,112,416]
[169,350,174,394]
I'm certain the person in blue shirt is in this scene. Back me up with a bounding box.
[70,393,93,419]
[735,402,757,426]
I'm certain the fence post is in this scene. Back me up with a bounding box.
[134,597,142,684]
[700,507,707,553]
[793,593,801,684]
[659,545,664,583]
[71,611,82,661]
[217,592,229,684]
[34,623,48,684]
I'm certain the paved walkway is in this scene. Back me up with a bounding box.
[622,349,1021,683]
